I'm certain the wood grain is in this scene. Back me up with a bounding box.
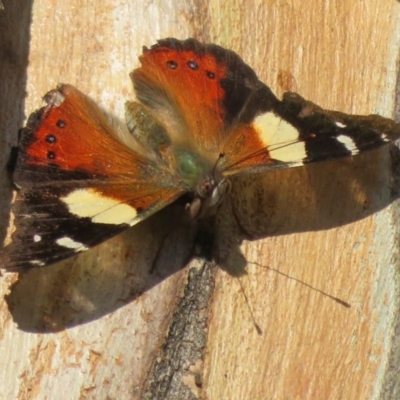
[1,1,400,399]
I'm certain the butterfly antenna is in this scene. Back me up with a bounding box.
[236,276,263,335]
[249,261,350,308]
[222,139,300,172]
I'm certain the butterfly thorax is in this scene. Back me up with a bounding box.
[172,146,228,220]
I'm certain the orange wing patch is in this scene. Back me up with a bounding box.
[131,42,228,154]
[24,85,151,176]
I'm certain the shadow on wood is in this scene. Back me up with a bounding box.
[5,142,399,332]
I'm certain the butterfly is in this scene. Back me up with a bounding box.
[1,38,400,271]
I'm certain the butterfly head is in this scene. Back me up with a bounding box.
[185,175,229,220]
[183,151,229,220]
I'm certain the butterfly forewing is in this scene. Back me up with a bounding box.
[1,84,185,271]
[220,91,400,176]
[131,39,400,180]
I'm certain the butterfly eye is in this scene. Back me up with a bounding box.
[206,71,215,79]
[166,60,178,69]
[187,60,198,70]
[56,119,66,128]
[45,134,57,144]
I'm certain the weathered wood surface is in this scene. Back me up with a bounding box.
[1,1,400,399]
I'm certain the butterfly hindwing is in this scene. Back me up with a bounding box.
[131,38,265,155]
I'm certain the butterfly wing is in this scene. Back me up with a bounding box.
[1,85,185,271]
[220,91,400,176]
[131,38,400,179]
[131,38,265,158]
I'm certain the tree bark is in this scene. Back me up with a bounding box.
[1,1,400,399]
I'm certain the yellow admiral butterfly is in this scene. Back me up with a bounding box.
[1,38,400,271]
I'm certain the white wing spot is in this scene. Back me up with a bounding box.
[61,188,138,225]
[336,135,358,154]
[56,237,89,252]
[33,234,42,243]
[253,112,306,164]
[30,260,45,267]
[335,121,347,128]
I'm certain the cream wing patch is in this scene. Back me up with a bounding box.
[253,112,306,164]
[61,188,138,225]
